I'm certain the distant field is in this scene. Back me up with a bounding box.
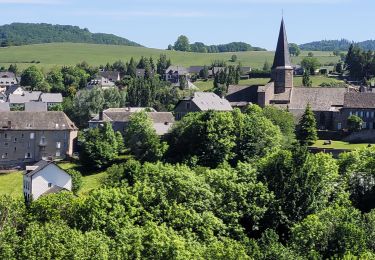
[311,140,372,150]
[0,43,340,71]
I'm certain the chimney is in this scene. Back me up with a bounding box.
[7,121,11,129]
[99,111,103,121]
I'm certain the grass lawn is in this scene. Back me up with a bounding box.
[0,172,23,198]
[0,43,340,71]
[0,162,107,198]
[311,140,372,150]
[294,75,345,87]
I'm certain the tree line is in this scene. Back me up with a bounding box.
[0,23,141,47]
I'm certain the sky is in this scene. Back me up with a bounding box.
[0,0,374,50]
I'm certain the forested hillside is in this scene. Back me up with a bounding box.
[0,23,142,47]
[300,39,375,51]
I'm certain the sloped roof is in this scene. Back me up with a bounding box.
[343,92,375,108]
[8,91,41,104]
[165,66,188,75]
[0,111,77,130]
[289,87,347,111]
[189,66,205,74]
[272,18,292,69]
[40,93,63,103]
[25,102,47,112]
[226,85,259,104]
[0,102,10,111]
[99,71,120,81]
[0,72,16,78]
[42,185,67,196]
[5,85,24,96]
[24,160,51,177]
[190,92,233,111]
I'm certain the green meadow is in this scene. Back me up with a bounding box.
[0,43,340,71]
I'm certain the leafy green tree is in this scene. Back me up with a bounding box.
[20,65,44,89]
[308,52,314,57]
[174,35,190,52]
[263,60,270,71]
[35,80,51,92]
[125,112,167,162]
[156,54,171,76]
[289,43,301,57]
[167,111,236,167]
[336,62,343,74]
[230,54,238,62]
[80,122,120,168]
[347,115,363,132]
[301,57,321,75]
[126,57,137,78]
[8,64,18,75]
[296,104,318,145]
[46,67,64,93]
[199,65,209,80]
[302,70,312,87]
[67,169,83,194]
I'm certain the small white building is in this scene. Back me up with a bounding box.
[23,160,72,202]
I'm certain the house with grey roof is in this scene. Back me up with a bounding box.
[5,85,24,96]
[99,70,120,82]
[40,93,63,108]
[23,160,72,202]
[8,91,42,110]
[0,111,78,168]
[165,66,190,87]
[87,76,116,90]
[89,107,175,136]
[174,92,233,120]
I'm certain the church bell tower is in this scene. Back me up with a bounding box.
[271,18,293,94]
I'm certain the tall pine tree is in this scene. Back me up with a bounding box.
[296,104,318,145]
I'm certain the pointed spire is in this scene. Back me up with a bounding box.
[272,18,292,69]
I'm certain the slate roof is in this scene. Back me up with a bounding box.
[288,87,347,111]
[189,92,233,111]
[272,19,292,69]
[0,111,77,130]
[5,85,24,96]
[165,66,188,75]
[8,91,41,104]
[40,93,63,103]
[0,102,10,111]
[189,66,205,74]
[24,160,51,177]
[343,92,375,108]
[24,102,47,112]
[99,71,120,81]
[226,85,259,104]
[42,185,67,196]
[0,72,16,78]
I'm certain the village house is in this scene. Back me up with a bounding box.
[87,76,115,89]
[0,72,18,88]
[174,92,233,120]
[165,65,189,86]
[23,160,72,202]
[40,93,63,109]
[99,70,120,82]
[0,111,78,168]
[89,107,175,136]
[6,91,62,111]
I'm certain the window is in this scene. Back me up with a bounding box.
[21,133,24,139]
[4,133,7,139]
[360,111,364,117]
[367,112,370,118]
[48,183,52,188]
[30,133,35,139]
[56,150,61,157]
[363,122,367,129]
[14,147,16,152]
[186,102,191,110]
[349,111,353,116]
[4,142,8,147]
[25,153,32,159]
[56,142,61,149]
[337,123,342,130]
[13,137,17,143]
[1,153,8,159]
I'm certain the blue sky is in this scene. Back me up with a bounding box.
[0,0,374,50]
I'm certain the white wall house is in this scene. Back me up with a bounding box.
[23,160,72,202]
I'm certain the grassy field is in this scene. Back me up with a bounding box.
[311,140,372,150]
[0,43,340,71]
[0,162,107,198]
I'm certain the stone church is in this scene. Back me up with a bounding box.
[227,19,375,131]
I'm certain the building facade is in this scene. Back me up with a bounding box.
[0,112,78,168]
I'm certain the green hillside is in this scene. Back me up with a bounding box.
[0,23,141,47]
[0,43,340,71]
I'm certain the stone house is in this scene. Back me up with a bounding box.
[23,160,72,202]
[174,92,233,120]
[0,111,78,168]
[89,107,175,136]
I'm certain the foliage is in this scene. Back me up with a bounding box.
[231,54,238,62]
[80,122,121,169]
[20,65,45,90]
[174,35,190,52]
[302,70,312,87]
[301,57,321,75]
[187,41,266,53]
[296,104,318,145]
[289,43,301,56]
[67,169,83,194]
[0,22,141,47]
[347,115,363,132]
[124,112,168,162]
[345,44,375,80]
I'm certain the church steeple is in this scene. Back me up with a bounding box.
[271,18,293,94]
[272,18,292,69]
